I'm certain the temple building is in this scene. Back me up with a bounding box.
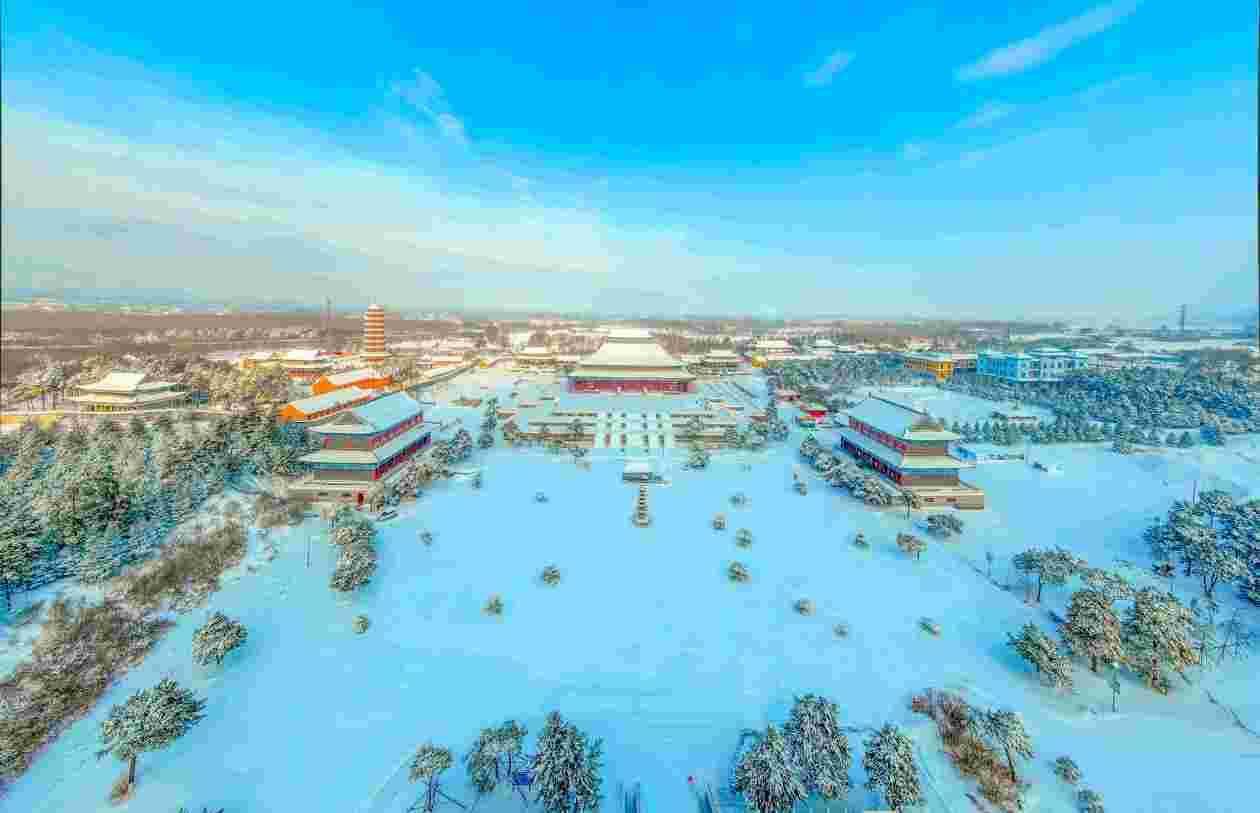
[310,367,394,396]
[837,396,984,509]
[514,345,559,370]
[293,392,431,505]
[66,371,186,413]
[689,348,741,376]
[568,329,695,393]
[278,388,378,425]
[362,304,390,365]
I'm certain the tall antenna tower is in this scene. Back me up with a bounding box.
[1179,304,1187,335]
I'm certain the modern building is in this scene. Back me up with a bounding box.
[310,368,394,396]
[836,396,984,509]
[66,371,186,413]
[362,304,389,365]
[902,353,958,382]
[568,329,695,393]
[294,392,432,505]
[977,348,1089,382]
[278,388,378,425]
[902,352,979,382]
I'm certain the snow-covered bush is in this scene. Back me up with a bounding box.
[920,617,941,636]
[540,565,562,586]
[833,622,850,638]
[793,598,815,616]
[712,513,726,530]
[852,532,868,549]
[926,514,965,538]
[1054,755,1082,784]
[730,491,748,507]
[1078,788,1105,812]
[191,612,247,666]
[329,542,377,593]
[353,614,370,634]
[897,533,927,561]
[728,562,750,583]
[734,528,753,548]
[483,595,505,616]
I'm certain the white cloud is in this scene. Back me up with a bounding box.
[956,1,1140,81]
[803,50,855,88]
[956,101,1017,129]
[390,69,469,145]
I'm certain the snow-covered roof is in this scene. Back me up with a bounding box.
[623,460,654,475]
[323,368,385,386]
[284,348,323,362]
[300,423,430,466]
[310,392,422,435]
[845,396,959,442]
[607,328,654,340]
[518,346,556,356]
[78,371,176,393]
[573,332,691,375]
[285,388,373,416]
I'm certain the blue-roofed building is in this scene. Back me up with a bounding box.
[977,348,1089,383]
[294,392,431,505]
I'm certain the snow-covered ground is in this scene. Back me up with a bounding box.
[5,376,1259,812]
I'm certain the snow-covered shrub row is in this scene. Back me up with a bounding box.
[942,365,1259,437]
[0,598,172,782]
[0,407,315,606]
[910,689,1033,812]
[122,523,248,612]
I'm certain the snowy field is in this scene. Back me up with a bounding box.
[5,375,1259,813]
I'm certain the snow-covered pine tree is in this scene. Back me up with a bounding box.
[1123,587,1197,693]
[976,708,1034,783]
[733,724,806,813]
[861,724,923,812]
[191,612,248,666]
[1060,588,1125,674]
[1008,622,1074,690]
[464,719,528,795]
[783,694,852,800]
[77,529,117,584]
[330,542,377,592]
[0,500,39,611]
[530,711,603,813]
[97,678,205,790]
[408,743,453,813]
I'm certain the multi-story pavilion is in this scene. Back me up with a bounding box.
[836,396,984,509]
[66,371,186,413]
[294,392,432,505]
[568,329,695,393]
[690,348,741,376]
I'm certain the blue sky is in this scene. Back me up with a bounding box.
[1,1,1256,319]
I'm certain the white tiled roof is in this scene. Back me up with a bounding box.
[844,396,959,441]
